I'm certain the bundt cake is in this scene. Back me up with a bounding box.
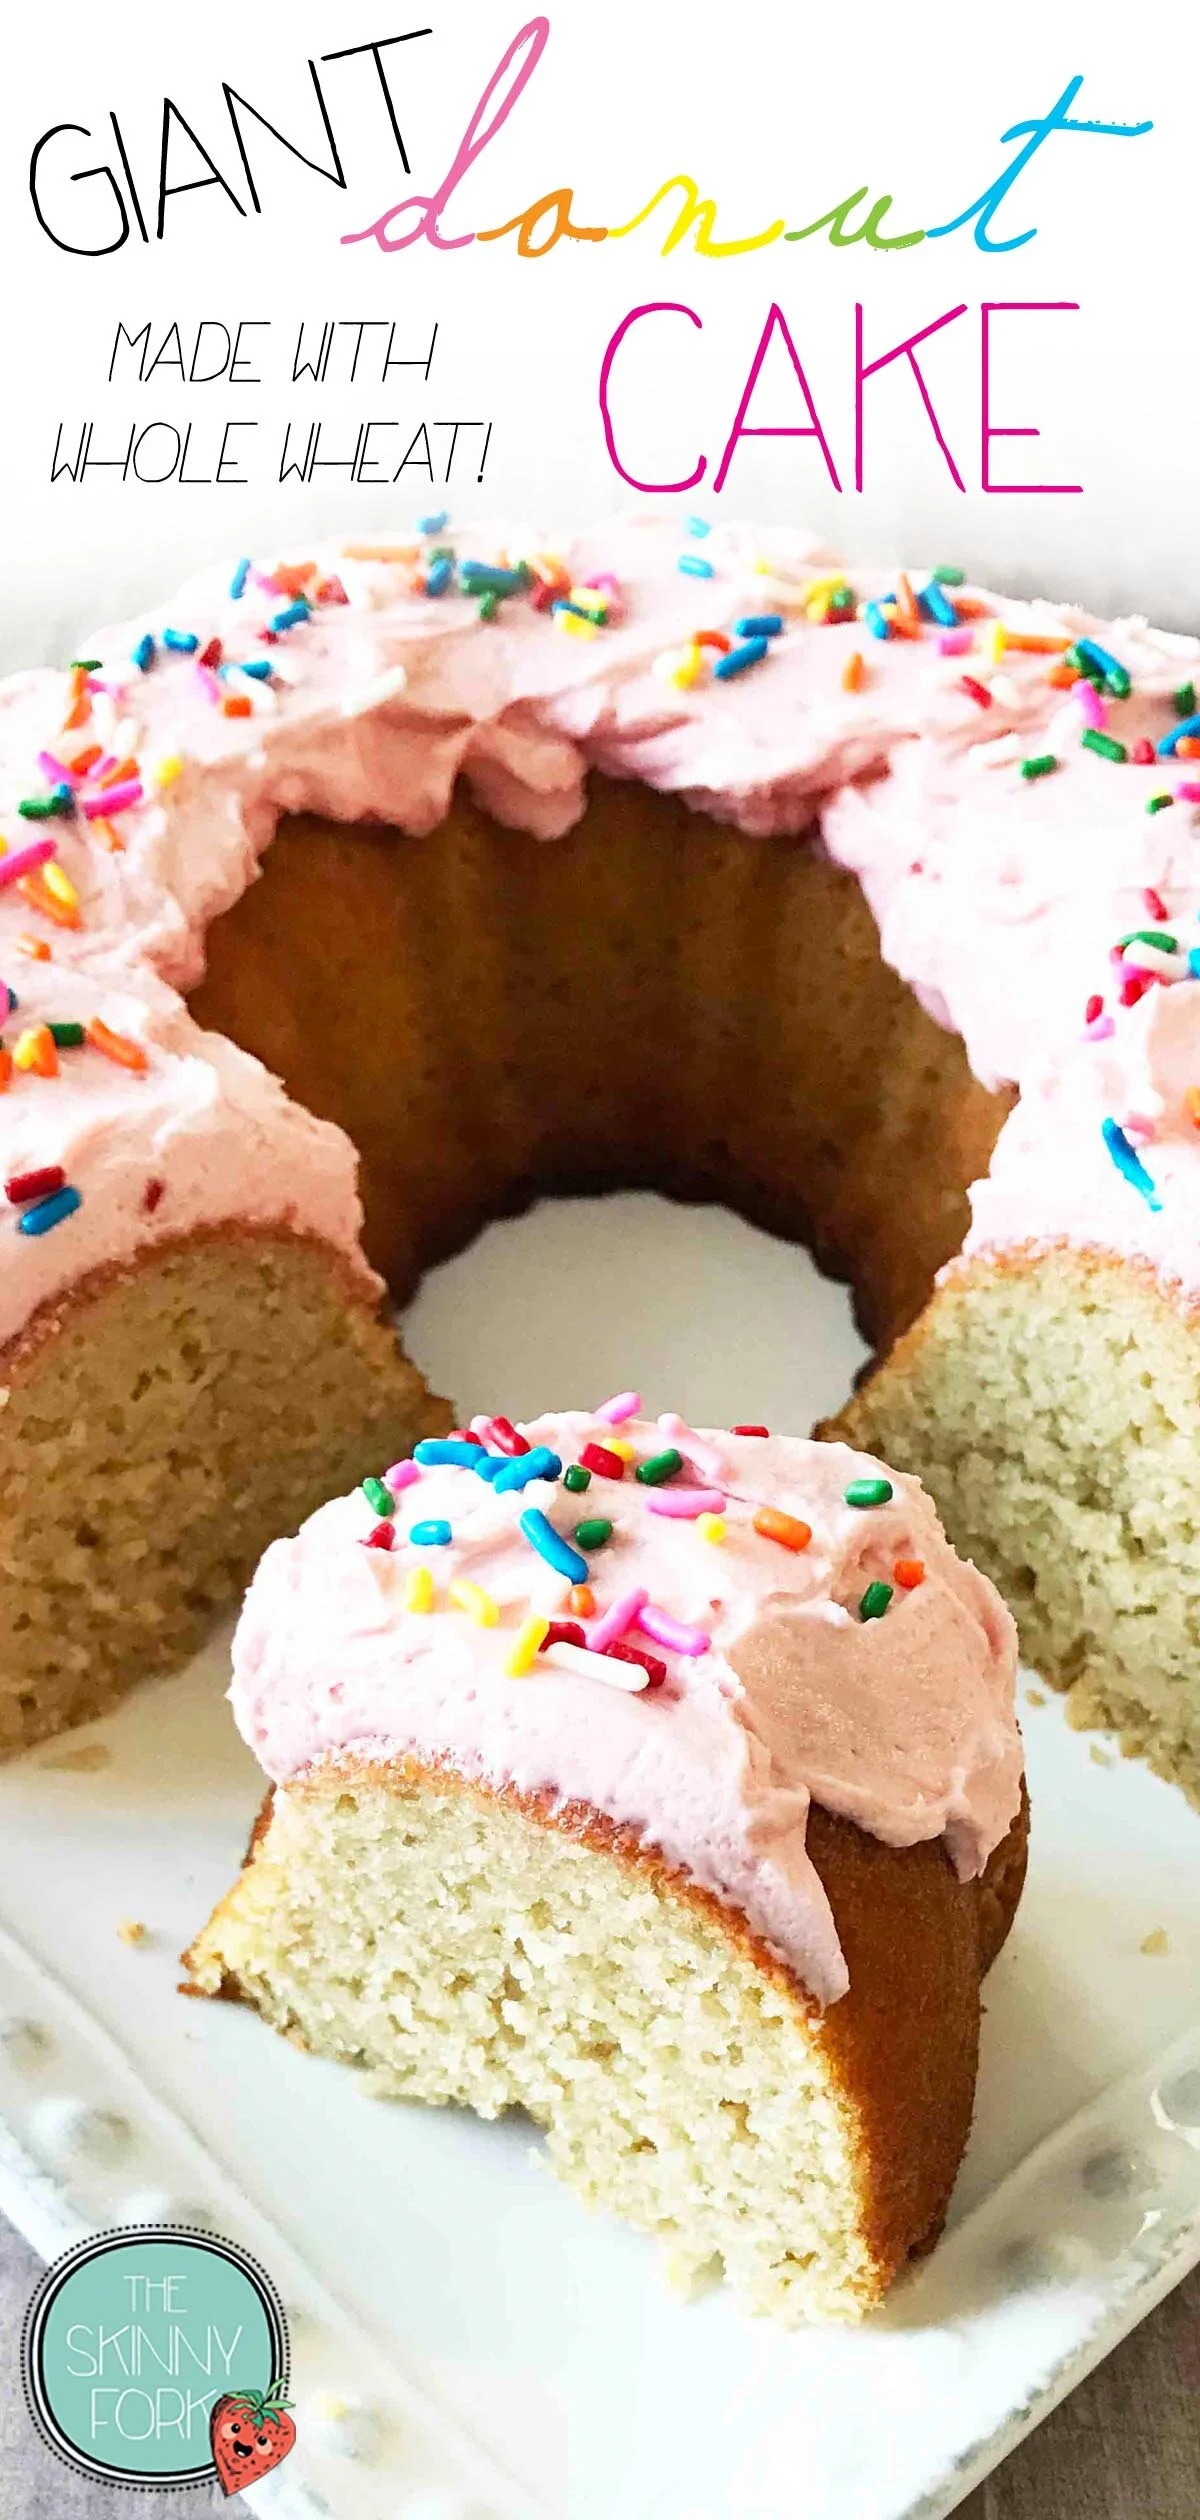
[184,1407,1027,2324]
[1,511,1197,1796]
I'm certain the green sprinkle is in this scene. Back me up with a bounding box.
[18,788,72,820]
[932,565,965,586]
[362,1475,394,1518]
[1081,729,1128,765]
[573,1517,613,1550]
[1174,681,1197,719]
[1116,928,1178,954]
[859,1581,894,1622]
[844,1477,894,1509]
[1147,793,1173,815]
[47,1022,85,1048]
[564,1463,591,1494]
[1020,754,1058,781]
[1103,667,1132,700]
[69,658,101,672]
[478,591,500,622]
[635,1446,683,1487]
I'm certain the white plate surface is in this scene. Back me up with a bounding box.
[1,1193,1199,2520]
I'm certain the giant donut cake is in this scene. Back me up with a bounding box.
[2,511,1198,1788]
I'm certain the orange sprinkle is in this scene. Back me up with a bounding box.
[753,1507,812,1553]
[694,629,732,652]
[99,756,140,788]
[842,649,865,693]
[70,745,103,777]
[0,1047,11,1092]
[90,819,126,854]
[87,1016,148,1074]
[222,694,253,718]
[1045,662,1081,688]
[15,934,51,961]
[62,692,91,732]
[1000,630,1072,655]
[1185,1088,1200,1131]
[1178,736,1200,759]
[569,1583,596,1619]
[894,571,919,624]
[879,606,922,641]
[952,595,989,619]
[894,1558,926,1590]
[16,872,80,931]
[14,1023,58,1078]
[271,562,317,597]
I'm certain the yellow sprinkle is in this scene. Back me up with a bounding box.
[605,1436,635,1461]
[697,1513,726,1544]
[803,573,848,606]
[505,1612,549,1677]
[987,622,1008,662]
[670,643,704,690]
[14,1024,57,1076]
[403,1566,434,1615]
[42,862,79,911]
[154,754,184,788]
[448,1578,498,1627]
[805,595,832,623]
[555,609,598,640]
[568,587,608,620]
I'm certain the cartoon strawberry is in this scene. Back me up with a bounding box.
[210,2387,296,2497]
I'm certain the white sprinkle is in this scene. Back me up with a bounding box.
[543,1641,649,1692]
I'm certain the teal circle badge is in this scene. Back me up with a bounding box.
[22,2226,290,2489]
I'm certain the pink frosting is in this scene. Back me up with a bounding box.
[229,1414,1022,2009]
[0,951,380,1348]
[2,509,1200,1367]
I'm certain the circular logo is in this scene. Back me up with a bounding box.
[22,2226,291,2491]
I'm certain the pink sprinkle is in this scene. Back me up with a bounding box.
[937,628,973,656]
[1176,782,1200,804]
[637,1604,711,1658]
[594,1390,641,1425]
[81,779,142,818]
[384,1459,422,1495]
[656,1411,725,1483]
[1084,1014,1115,1042]
[646,1487,726,1520]
[0,983,10,1026]
[90,755,119,783]
[1074,680,1107,731]
[469,1415,493,1438]
[588,1587,648,1652]
[0,837,57,887]
[586,573,621,595]
[37,750,80,789]
[195,664,222,704]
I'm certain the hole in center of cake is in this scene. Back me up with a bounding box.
[401,1189,868,1430]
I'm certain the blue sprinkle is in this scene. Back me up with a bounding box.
[425,556,454,598]
[917,581,958,628]
[864,601,892,642]
[419,511,449,535]
[1189,948,1200,978]
[686,516,711,538]
[732,614,783,640]
[1075,636,1126,683]
[713,637,769,681]
[493,1446,562,1494]
[236,658,272,681]
[551,599,592,621]
[1157,712,1200,759]
[229,557,251,601]
[410,1518,453,1547]
[472,1452,507,1482]
[132,633,156,673]
[162,628,199,654]
[270,600,311,635]
[677,553,714,579]
[18,1185,82,1238]
[1102,1117,1162,1212]
[415,1439,490,1468]
[519,1508,588,1584]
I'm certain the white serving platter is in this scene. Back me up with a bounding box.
[1,1193,1199,2520]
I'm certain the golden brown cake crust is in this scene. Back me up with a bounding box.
[187,1759,1028,2293]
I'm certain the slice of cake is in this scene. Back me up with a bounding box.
[186,1406,1026,2323]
